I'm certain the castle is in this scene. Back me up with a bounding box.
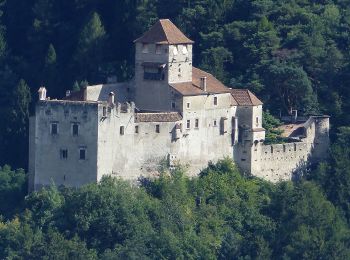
[28,19,329,191]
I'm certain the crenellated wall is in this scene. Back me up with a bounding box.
[247,116,330,182]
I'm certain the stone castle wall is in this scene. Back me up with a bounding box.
[250,116,329,182]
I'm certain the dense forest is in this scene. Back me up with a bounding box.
[0,0,350,258]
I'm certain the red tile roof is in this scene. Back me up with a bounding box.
[170,67,233,97]
[134,19,194,45]
[230,89,263,106]
[135,112,182,122]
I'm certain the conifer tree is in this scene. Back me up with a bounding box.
[74,12,106,82]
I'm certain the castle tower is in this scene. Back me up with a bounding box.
[133,19,194,111]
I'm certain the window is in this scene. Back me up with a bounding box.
[156,124,160,133]
[144,67,165,80]
[135,125,139,134]
[182,45,188,54]
[72,123,79,136]
[142,43,149,53]
[120,126,125,135]
[195,119,199,128]
[156,44,162,54]
[79,148,86,160]
[173,45,178,55]
[102,107,107,117]
[60,149,68,159]
[186,102,190,109]
[186,120,191,129]
[51,122,58,135]
[214,96,218,106]
[171,102,176,109]
[256,117,259,127]
[213,120,217,127]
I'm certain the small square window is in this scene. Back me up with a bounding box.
[51,123,58,135]
[79,148,86,160]
[135,125,139,134]
[186,120,191,129]
[195,119,199,128]
[156,124,160,133]
[214,96,218,106]
[120,126,125,135]
[60,149,68,159]
[72,123,79,136]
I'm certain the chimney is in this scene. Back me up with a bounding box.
[66,90,71,97]
[108,92,115,105]
[200,77,207,91]
[38,87,47,101]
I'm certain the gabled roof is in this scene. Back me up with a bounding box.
[230,89,263,106]
[170,67,233,97]
[134,19,194,45]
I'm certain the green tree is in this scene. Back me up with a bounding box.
[74,12,106,82]
[0,165,26,219]
[270,181,350,259]
[264,63,318,115]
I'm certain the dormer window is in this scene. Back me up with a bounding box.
[142,43,149,53]
[156,44,162,54]
[182,45,188,54]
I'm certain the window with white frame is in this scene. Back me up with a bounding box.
[186,120,191,129]
[186,102,191,109]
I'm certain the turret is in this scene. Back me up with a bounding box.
[133,19,194,111]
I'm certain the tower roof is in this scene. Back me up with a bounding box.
[134,19,194,45]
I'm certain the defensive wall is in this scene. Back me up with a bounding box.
[251,116,330,182]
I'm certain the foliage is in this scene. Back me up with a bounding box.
[1,160,349,259]
[263,111,288,145]
[0,165,26,219]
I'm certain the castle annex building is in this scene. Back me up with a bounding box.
[28,19,329,191]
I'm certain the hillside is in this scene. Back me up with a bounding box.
[0,1,350,258]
